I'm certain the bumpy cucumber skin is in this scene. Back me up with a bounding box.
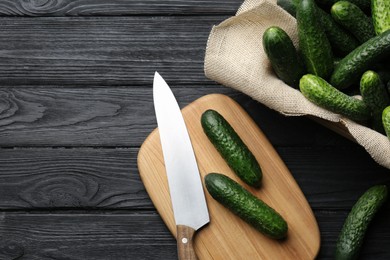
[383,106,390,139]
[297,0,334,79]
[277,0,299,17]
[300,74,370,121]
[360,70,389,133]
[205,173,288,239]
[263,26,305,88]
[335,185,388,260]
[330,30,390,89]
[318,8,359,56]
[201,110,262,188]
[331,1,375,44]
[372,0,390,35]
[315,0,371,13]
[276,0,358,56]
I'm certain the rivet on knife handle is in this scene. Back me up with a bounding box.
[177,225,198,260]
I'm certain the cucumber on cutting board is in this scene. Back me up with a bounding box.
[201,109,262,188]
[372,0,390,35]
[331,1,375,44]
[335,185,388,260]
[205,173,288,239]
[330,29,390,89]
[300,74,370,121]
[297,0,334,79]
[262,26,305,88]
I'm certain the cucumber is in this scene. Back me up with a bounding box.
[276,1,358,56]
[318,8,359,55]
[277,0,299,17]
[360,70,389,133]
[300,74,371,121]
[372,0,390,35]
[204,173,288,239]
[262,26,305,88]
[383,106,390,139]
[315,0,371,13]
[297,0,334,79]
[335,185,388,260]
[330,29,390,89]
[331,1,375,44]
[201,109,262,188]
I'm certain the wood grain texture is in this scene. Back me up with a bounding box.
[0,212,177,260]
[0,87,237,146]
[0,148,152,209]
[0,210,389,260]
[0,145,388,210]
[0,0,242,16]
[0,16,225,86]
[176,225,198,260]
[138,94,320,259]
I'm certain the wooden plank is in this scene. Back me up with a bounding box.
[0,146,387,210]
[0,87,355,146]
[0,0,242,16]
[0,212,177,260]
[0,16,225,86]
[0,148,151,209]
[0,86,236,146]
[0,210,389,259]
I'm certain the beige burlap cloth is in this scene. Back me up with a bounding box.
[204,0,390,169]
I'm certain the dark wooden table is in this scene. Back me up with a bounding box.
[0,1,389,259]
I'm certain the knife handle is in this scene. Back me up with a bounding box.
[177,225,198,260]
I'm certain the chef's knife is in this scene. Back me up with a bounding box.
[153,72,210,260]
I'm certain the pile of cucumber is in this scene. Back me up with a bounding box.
[264,0,390,136]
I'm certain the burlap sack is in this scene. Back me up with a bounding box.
[204,0,390,169]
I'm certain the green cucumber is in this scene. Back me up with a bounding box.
[372,0,390,35]
[330,30,390,89]
[205,173,288,239]
[300,74,370,121]
[360,70,389,133]
[360,70,389,112]
[335,185,388,260]
[297,0,334,79]
[262,26,305,88]
[277,0,299,17]
[331,1,375,44]
[318,8,359,55]
[276,1,358,56]
[201,109,262,188]
[315,0,371,13]
[383,106,390,139]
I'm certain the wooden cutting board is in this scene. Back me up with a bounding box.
[137,94,320,259]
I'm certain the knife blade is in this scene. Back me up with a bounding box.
[153,71,210,260]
